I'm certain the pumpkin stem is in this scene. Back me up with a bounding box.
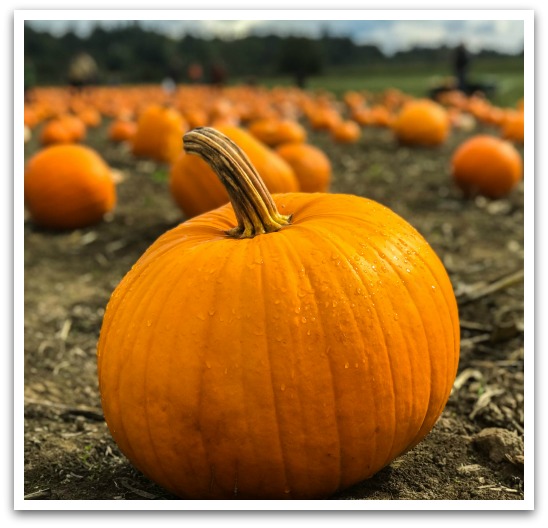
[183,127,292,238]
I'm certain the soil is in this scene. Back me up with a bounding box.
[22,118,525,503]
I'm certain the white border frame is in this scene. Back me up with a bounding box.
[14,9,534,512]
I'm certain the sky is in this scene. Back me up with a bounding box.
[25,19,525,56]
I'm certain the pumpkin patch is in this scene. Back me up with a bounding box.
[24,77,524,501]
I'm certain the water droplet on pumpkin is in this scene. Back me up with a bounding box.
[146,320,151,327]
[406,268,411,273]
[344,362,350,369]
[295,306,301,314]
[356,288,362,295]
[209,309,216,316]
[332,301,338,307]
[432,285,436,290]
[280,384,286,391]
[206,361,211,369]
[301,316,307,323]
[197,313,206,320]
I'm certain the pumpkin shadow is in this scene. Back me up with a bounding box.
[329,465,396,500]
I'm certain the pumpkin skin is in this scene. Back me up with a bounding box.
[392,99,449,146]
[24,144,116,229]
[170,125,299,218]
[98,128,460,500]
[275,142,332,192]
[451,135,522,198]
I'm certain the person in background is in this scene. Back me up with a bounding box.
[453,43,471,93]
[68,52,98,92]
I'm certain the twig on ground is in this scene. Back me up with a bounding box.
[457,269,524,305]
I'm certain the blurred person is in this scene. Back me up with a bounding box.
[187,62,204,84]
[210,61,228,87]
[68,52,99,92]
[453,43,471,93]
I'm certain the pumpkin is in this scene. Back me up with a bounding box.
[247,118,307,147]
[170,124,299,217]
[108,119,137,143]
[131,104,188,163]
[24,144,116,229]
[392,99,449,146]
[39,119,74,146]
[98,127,460,500]
[451,134,522,198]
[275,142,332,192]
[78,107,102,127]
[501,110,524,144]
[330,120,361,144]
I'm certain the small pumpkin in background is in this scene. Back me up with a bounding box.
[78,107,102,128]
[330,120,361,144]
[131,104,188,164]
[98,127,460,500]
[24,144,116,229]
[501,110,524,144]
[39,119,74,146]
[108,119,137,143]
[392,99,450,146]
[170,124,299,218]
[275,142,332,192]
[247,118,307,147]
[451,134,522,198]
[59,114,87,142]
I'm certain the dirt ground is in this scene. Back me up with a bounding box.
[22,117,525,502]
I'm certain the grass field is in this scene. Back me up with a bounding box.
[249,57,524,108]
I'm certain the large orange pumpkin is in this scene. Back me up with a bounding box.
[392,99,449,146]
[98,127,460,500]
[24,144,116,229]
[451,134,522,198]
[169,124,299,217]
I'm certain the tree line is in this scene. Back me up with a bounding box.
[24,23,523,87]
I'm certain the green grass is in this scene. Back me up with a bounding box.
[239,57,524,108]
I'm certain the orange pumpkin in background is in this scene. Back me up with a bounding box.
[247,118,307,147]
[501,110,524,144]
[392,99,450,146]
[39,119,74,146]
[275,142,332,192]
[170,125,298,217]
[330,120,361,144]
[131,104,188,163]
[98,127,460,500]
[108,119,137,143]
[451,134,522,198]
[24,144,116,229]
